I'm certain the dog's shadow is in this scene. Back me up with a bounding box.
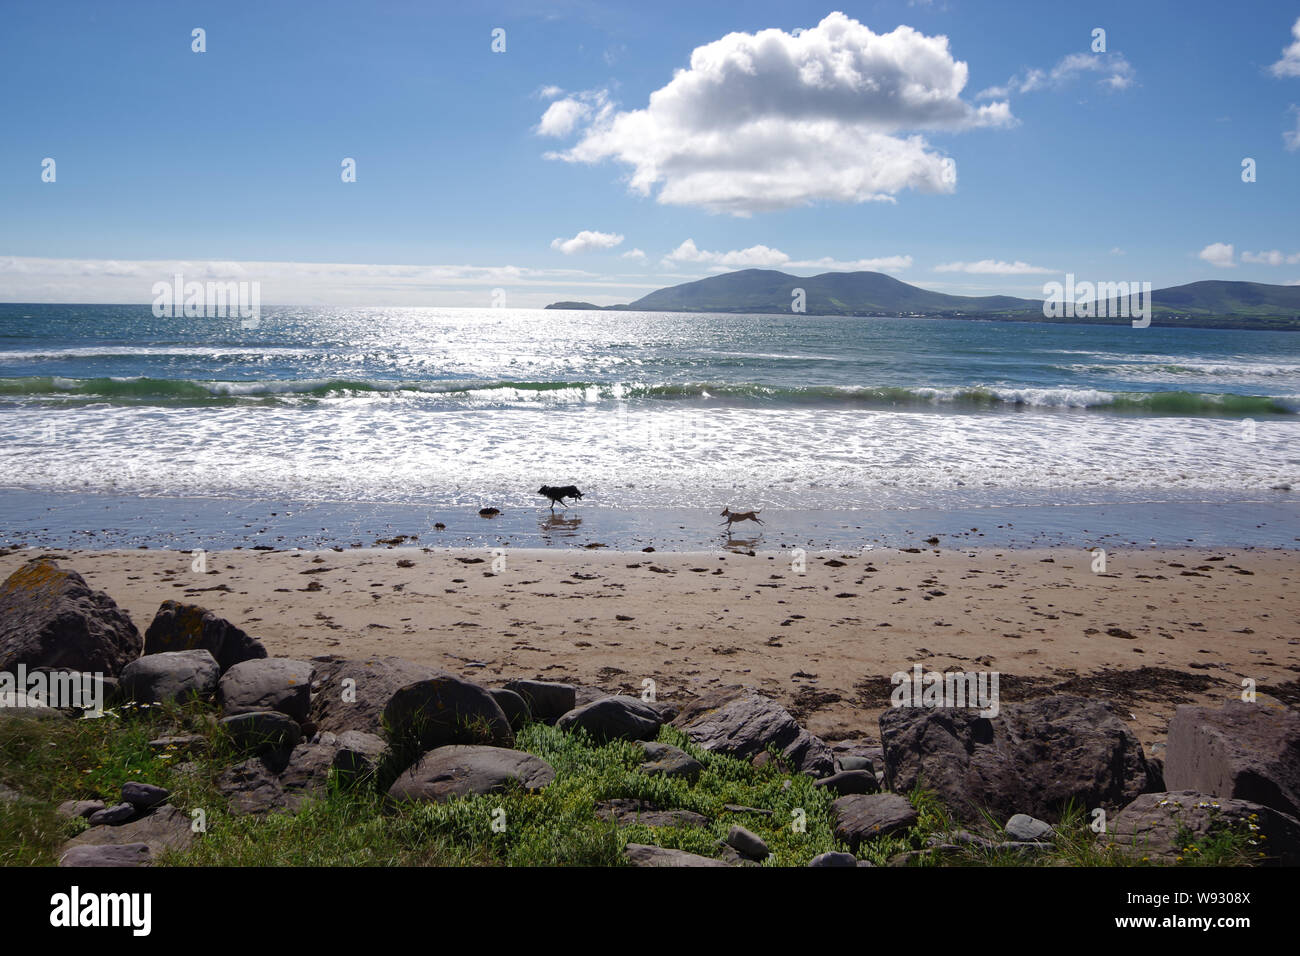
[722,534,763,551]
[540,513,583,538]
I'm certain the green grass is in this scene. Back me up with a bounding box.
[0,706,1266,867]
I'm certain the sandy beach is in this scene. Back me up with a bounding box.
[5,544,1295,751]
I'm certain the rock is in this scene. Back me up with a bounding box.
[220,711,302,753]
[147,734,208,756]
[383,674,514,750]
[1004,813,1054,842]
[638,741,704,780]
[837,755,876,774]
[1165,701,1300,820]
[809,851,860,867]
[0,559,141,676]
[880,694,1150,824]
[87,802,136,825]
[502,679,576,723]
[725,825,769,860]
[333,730,385,776]
[832,793,919,850]
[387,745,555,803]
[677,689,834,778]
[596,799,709,829]
[813,770,879,796]
[57,799,106,819]
[62,805,194,856]
[1105,790,1300,865]
[59,844,152,867]
[309,655,437,735]
[119,649,219,705]
[489,688,531,732]
[216,740,338,815]
[624,843,730,867]
[143,600,265,674]
[218,658,314,723]
[121,781,169,811]
[557,695,662,743]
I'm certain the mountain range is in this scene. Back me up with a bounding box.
[547,270,1300,330]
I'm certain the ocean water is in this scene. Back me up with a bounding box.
[0,303,1297,545]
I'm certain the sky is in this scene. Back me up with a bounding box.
[1,0,1299,307]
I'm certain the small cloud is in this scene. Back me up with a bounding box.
[663,239,910,272]
[1241,249,1300,265]
[1197,242,1236,268]
[978,52,1135,99]
[550,230,625,255]
[536,85,565,100]
[933,259,1053,275]
[1110,247,1126,256]
[1285,106,1300,151]
[621,248,646,260]
[1269,17,1300,78]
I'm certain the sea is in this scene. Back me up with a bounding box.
[1,303,1296,551]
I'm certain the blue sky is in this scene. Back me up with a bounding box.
[2,0,1299,306]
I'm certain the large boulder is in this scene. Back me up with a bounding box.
[309,655,437,735]
[1165,701,1300,820]
[387,745,555,802]
[0,559,140,675]
[879,694,1152,823]
[1105,790,1300,866]
[383,674,514,750]
[502,680,576,724]
[557,695,662,743]
[832,793,919,850]
[489,688,531,732]
[220,711,302,754]
[676,689,834,777]
[119,650,219,705]
[143,601,265,674]
[218,658,315,723]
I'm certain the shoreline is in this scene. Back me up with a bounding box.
[5,544,1295,753]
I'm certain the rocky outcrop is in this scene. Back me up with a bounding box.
[309,655,437,736]
[676,689,834,778]
[1165,701,1300,820]
[832,793,919,850]
[143,601,265,673]
[1105,790,1300,865]
[879,694,1152,823]
[0,559,140,675]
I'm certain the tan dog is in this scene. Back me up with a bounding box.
[720,506,764,532]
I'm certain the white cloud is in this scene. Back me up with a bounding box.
[933,259,1053,275]
[1110,247,1126,256]
[1197,242,1236,268]
[1270,17,1300,78]
[664,239,911,272]
[620,248,646,260]
[550,230,625,254]
[539,12,1011,215]
[1241,249,1300,265]
[1285,106,1300,151]
[977,52,1135,98]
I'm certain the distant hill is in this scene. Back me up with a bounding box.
[545,270,1300,330]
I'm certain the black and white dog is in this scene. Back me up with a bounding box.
[538,485,583,510]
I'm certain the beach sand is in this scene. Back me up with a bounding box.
[5,545,1296,752]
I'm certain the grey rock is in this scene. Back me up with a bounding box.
[489,688,531,731]
[0,559,141,676]
[87,802,136,825]
[880,694,1150,824]
[62,805,194,856]
[333,730,385,776]
[220,710,302,753]
[143,600,266,674]
[676,689,834,778]
[624,843,730,867]
[120,649,219,705]
[383,673,514,750]
[57,799,106,819]
[147,734,207,756]
[1165,701,1300,820]
[557,695,662,743]
[1004,813,1054,842]
[597,799,709,829]
[725,824,769,860]
[837,756,876,773]
[1105,789,1300,866]
[502,679,576,723]
[59,843,152,867]
[638,741,704,779]
[121,781,169,811]
[809,851,859,867]
[387,745,555,802]
[832,793,919,850]
[218,657,314,722]
[309,655,437,735]
[216,740,338,815]
[813,770,879,796]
